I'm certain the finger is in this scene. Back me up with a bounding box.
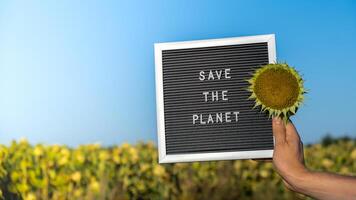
[272,117,286,145]
[300,141,305,162]
[285,121,301,143]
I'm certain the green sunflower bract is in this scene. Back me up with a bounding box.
[247,63,306,122]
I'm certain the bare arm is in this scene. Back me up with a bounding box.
[272,117,356,200]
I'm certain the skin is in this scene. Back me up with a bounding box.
[272,117,356,200]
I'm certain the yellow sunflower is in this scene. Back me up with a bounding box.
[247,63,306,123]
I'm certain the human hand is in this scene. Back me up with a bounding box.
[272,117,309,191]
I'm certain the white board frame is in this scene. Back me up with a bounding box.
[154,34,276,163]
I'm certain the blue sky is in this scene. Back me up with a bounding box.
[0,1,355,146]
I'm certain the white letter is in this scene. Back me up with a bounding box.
[193,114,199,124]
[216,113,223,123]
[207,114,214,124]
[225,112,231,123]
[222,90,228,101]
[233,111,239,122]
[208,70,214,80]
[202,91,209,102]
[216,70,222,79]
[200,114,206,124]
[199,71,205,81]
[212,91,218,101]
[225,68,231,79]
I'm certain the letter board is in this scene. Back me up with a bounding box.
[155,34,276,163]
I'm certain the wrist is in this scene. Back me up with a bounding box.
[288,167,313,193]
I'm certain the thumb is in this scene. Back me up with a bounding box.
[272,117,286,145]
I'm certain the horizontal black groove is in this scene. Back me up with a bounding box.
[163,94,252,100]
[162,63,263,74]
[164,111,267,117]
[166,124,272,134]
[163,81,250,87]
[163,108,263,116]
[163,110,263,117]
[166,133,271,141]
[165,118,270,127]
[162,74,254,82]
[165,124,269,130]
[172,114,269,122]
[163,92,251,99]
[162,88,251,94]
[163,83,251,88]
[162,44,267,57]
[163,104,255,111]
[166,132,273,143]
[167,143,272,152]
[163,52,268,63]
[163,91,250,97]
[162,59,268,68]
[166,145,273,153]
[163,102,253,108]
[162,47,268,60]
[166,146,273,154]
[165,128,271,138]
[162,84,250,92]
[162,79,250,87]
[164,117,268,124]
[162,57,269,68]
[163,104,253,111]
[162,86,249,93]
[164,123,270,132]
[166,142,273,151]
[162,73,254,81]
[163,53,267,64]
[165,122,270,129]
[164,120,267,126]
[164,118,269,125]
[163,91,251,98]
[162,53,268,64]
[162,81,249,87]
[163,95,251,102]
[162,42,267,54]
[162,97,251,104]
[165,127,271,134]
[166,140,273,150]
[163,109,265,116]
[163,83,251,89]
[163,109,256,115]
[165,115,268,122]
[162,69,255,78]
[166,127,271,134]
[167,137,272,146]
[162,55,268,66]
[162,68,261,77]
[167,138,272,146]
[166,134,271,143]
[163,99,251,105]
[163,49,268,60]
[167,148,272,154]
[163,105,255,112]
[163,107,264,114]
[162,79,250,84]
[165,120,268,127]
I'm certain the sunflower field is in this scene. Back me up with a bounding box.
[0,137,355,200]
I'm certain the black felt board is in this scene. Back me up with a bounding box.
[155,35,276,162]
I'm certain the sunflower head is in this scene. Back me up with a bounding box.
[247,63,306,123]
